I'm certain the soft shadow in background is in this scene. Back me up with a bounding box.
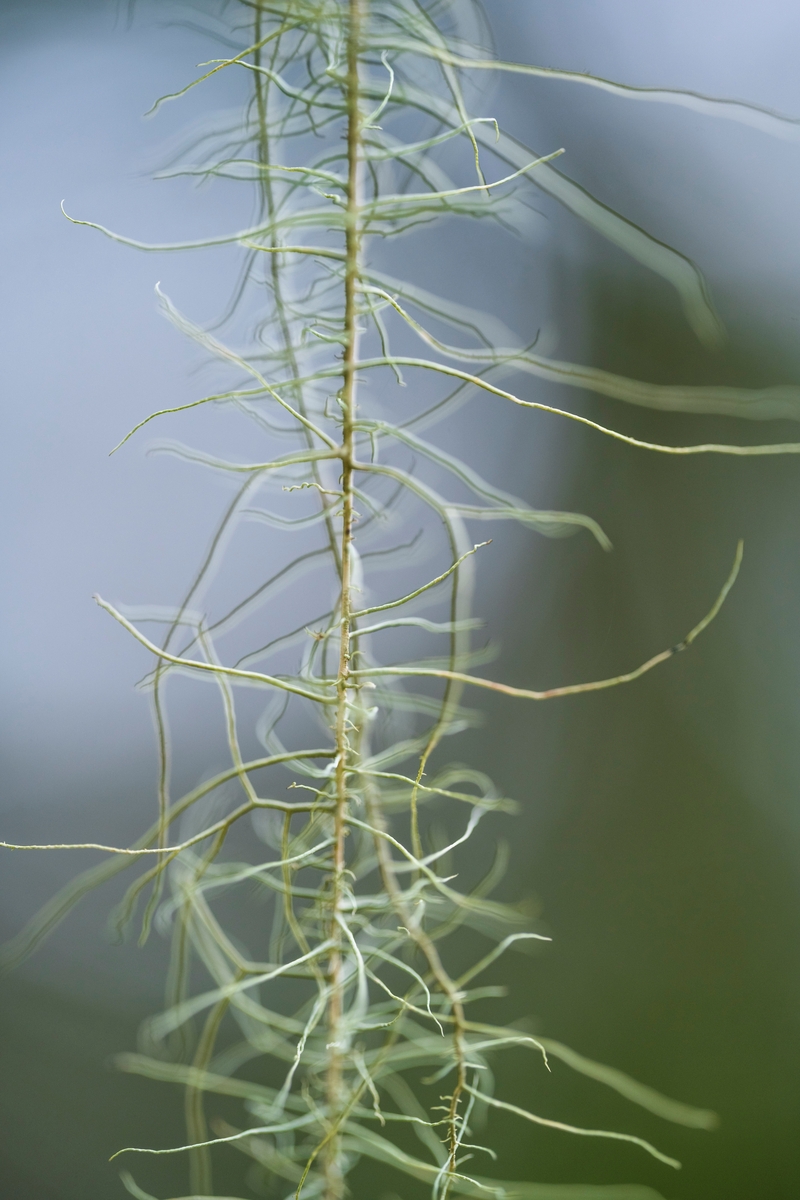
[2,2,800,1198]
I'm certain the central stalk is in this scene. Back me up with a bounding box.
[326,1,364,1195]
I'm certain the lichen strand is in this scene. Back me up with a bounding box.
[326,3,365,1195]
[7,2,799,1198]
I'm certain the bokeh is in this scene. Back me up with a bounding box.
[1,2,799,1197]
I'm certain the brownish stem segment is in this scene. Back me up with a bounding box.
[252,6,342,576]
[325,2,364,1197]
[362,787,468,1200]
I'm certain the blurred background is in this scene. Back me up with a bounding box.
[1,0,799,1197]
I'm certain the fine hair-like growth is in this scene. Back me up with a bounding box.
[5,3,800,1199]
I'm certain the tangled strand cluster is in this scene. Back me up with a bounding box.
[5,3,800,1199]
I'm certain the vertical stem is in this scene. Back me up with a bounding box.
[326,2,363,1197]
[364,786,468,1200]
[253,6,342,576]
